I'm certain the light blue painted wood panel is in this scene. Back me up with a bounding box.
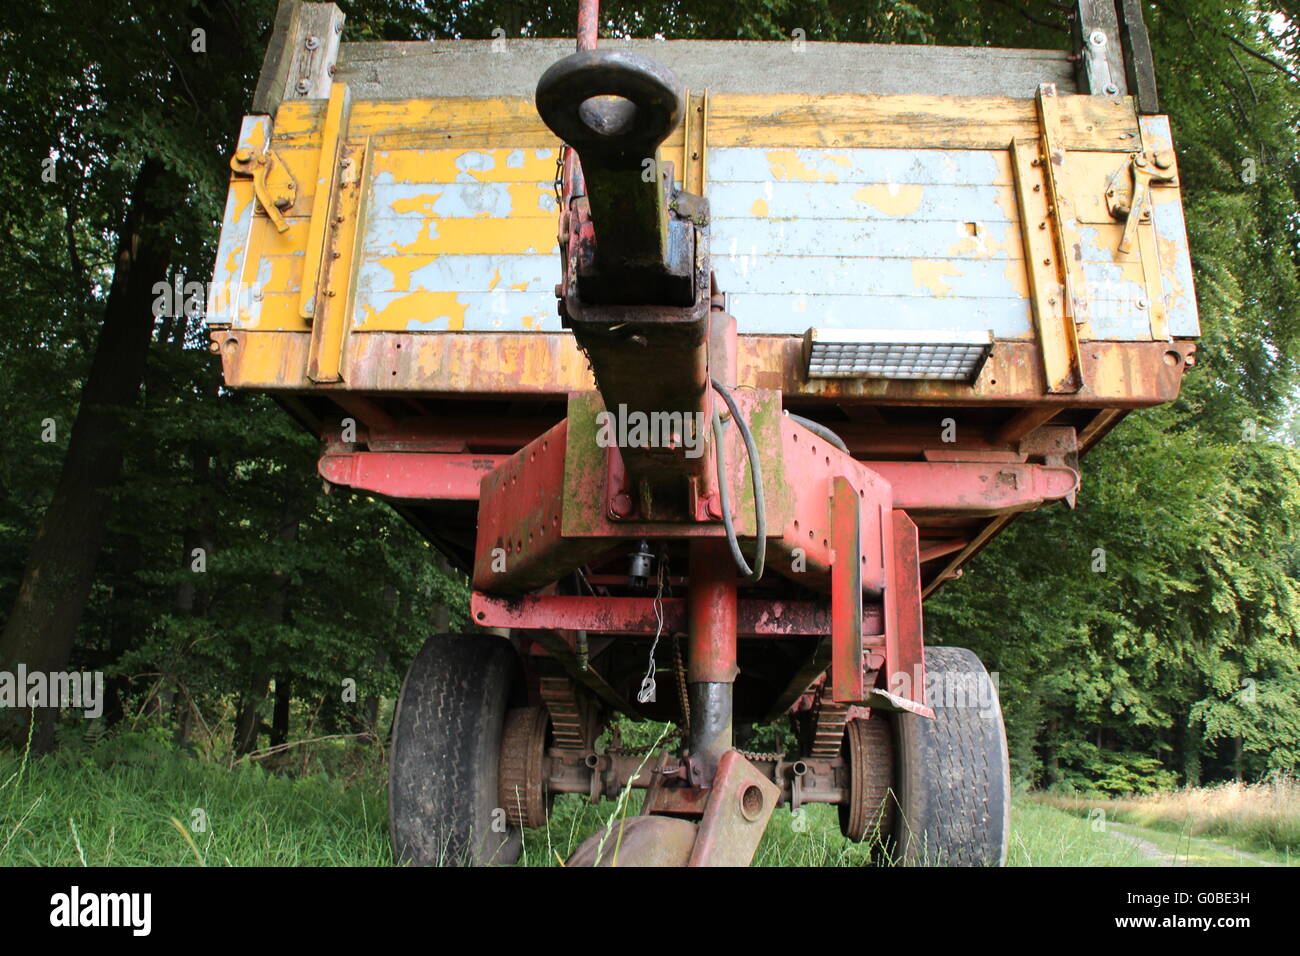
[713,254,1023,299]
[726,293,1034,338]
[1140,116,1200,338]
[207,116,264,327]
[366,181,557,220]
[709,182,1013,222]
[709,147,1012,186]
[712,217,1022,260]
[355,254,558,298]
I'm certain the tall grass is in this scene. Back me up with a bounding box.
[4,727,1264,867]
[1,731,391,866]
[1032,778,1300,857]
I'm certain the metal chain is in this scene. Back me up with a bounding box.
[553,144,567,206]
[673,633,690,737]
[737,750,785,762]
[607,728,682,757]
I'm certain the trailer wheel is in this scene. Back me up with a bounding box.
[389,633,522,866]
[887,645,1010,866]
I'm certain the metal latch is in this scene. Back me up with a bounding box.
[1106,151,1177,255]
[230,144,298,234]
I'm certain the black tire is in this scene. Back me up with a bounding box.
[389,633,522,866]
[888,646,1010,866]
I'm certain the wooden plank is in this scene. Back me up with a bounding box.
[252,0,344,115]
[299,82,351,323]
[710,181,1014,221]
[269,92,1138,152]
[682,90,708,195]
[1010,136,1082,392]
[709,146,1015,186]
[1072,0,1127,96]
[251,0,300,114]
[335,39,1077,100]
[708,217,1027,261]
[212,330,1193,408]
[1116,0,1160,114]
[308,136,370,382]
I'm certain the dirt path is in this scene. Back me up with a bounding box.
[1106,821,1278,867]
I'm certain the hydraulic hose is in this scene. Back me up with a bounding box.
[711,379,765,581]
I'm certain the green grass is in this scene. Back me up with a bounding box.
[1,734,392,866]
[1006,800,1155,867]
[1,736,1277,867]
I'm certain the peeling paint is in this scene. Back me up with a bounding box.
[852,184,925,217]
[766,149,840,183]
[911,259,964,297]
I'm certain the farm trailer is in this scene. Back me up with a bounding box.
[207,0,1199,866]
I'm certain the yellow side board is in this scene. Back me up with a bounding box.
[208,91,1197,391]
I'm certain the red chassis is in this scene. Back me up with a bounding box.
[316,317,1081,735]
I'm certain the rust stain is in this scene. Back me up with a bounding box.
[751,198,770,217]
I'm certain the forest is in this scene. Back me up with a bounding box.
[0,0,1298,796]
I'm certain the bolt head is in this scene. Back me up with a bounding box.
[1089,30,1107,47]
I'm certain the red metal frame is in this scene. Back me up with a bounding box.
[318,451,507,500]
[687,539,738,683]
[471,592,885,637]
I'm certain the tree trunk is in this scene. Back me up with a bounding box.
[271,676,291,748]
[233,674,270,758]
[1182,712,1202,787]
[233,510,298,757]
[0,158,180,752]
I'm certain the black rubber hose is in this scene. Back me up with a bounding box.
[787,412,848,453]
[711,380,765,581]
